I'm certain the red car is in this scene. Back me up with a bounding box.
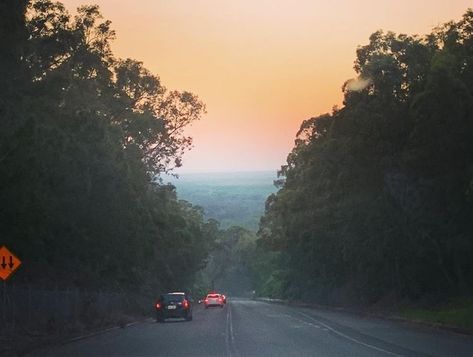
[204,293,224,308]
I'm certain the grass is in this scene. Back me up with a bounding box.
[399,298,473,332]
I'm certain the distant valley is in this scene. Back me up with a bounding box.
[164,171,279,230]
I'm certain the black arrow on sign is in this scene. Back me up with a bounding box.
[1,256,6,269]
[8,256,14,269]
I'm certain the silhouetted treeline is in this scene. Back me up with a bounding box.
[0,0,216,294]
[259,10,473,305]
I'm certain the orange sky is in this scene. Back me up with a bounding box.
[62,0,472,173]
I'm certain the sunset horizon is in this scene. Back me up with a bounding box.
[60,0,472,173]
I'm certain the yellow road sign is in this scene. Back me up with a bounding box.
[0,246,21,281]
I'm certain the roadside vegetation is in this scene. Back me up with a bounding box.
[1,0,215,299]
[257,9,473,317]
[399,298,473,332]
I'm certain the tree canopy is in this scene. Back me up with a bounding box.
[259,9,473,305]
[0,0,212,293]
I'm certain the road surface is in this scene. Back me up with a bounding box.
[33,298,473,356]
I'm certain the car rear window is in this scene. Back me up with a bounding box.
[161,294,185,302]
[207,294,220,298]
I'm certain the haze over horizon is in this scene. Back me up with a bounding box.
[61,0,472,173]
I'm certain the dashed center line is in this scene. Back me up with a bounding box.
[226,304,238,357]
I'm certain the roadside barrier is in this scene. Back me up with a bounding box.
[0,284,149,345]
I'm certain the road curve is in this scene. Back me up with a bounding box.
[32,298,473,356]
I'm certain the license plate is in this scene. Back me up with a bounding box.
[167,305,177,310]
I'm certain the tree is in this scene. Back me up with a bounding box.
[258,9,473,304]
[0,0,213,294]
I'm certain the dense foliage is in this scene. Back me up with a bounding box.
[194,225,265,296]
[0,0,214,293]
[259,10,473,304]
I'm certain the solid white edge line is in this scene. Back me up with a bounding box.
[66,326,120,343]
[295,311,403,357]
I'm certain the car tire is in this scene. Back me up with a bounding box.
[186,314,193,321]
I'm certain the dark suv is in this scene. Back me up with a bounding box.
[155,292,193,322]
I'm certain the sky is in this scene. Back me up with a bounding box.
[62,0,472,173]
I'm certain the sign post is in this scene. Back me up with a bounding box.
[0,246,22,326]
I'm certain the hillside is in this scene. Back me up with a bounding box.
[164,171,278,230]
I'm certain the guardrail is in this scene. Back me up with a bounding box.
[0,284,149,341]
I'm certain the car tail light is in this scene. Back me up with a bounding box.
[156,302,161,309]
[204,299,209,304]
[183,299,189,309]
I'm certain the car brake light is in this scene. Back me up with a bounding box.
[204,299,209,303]
[183,299,189,309]
[156,302,161,309]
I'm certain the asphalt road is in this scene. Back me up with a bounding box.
[33,298,473,356]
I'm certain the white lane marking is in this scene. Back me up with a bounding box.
[225,304,238,357]
[225,306,232,357]
[229,305,235,344]
[294,311,402,357]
